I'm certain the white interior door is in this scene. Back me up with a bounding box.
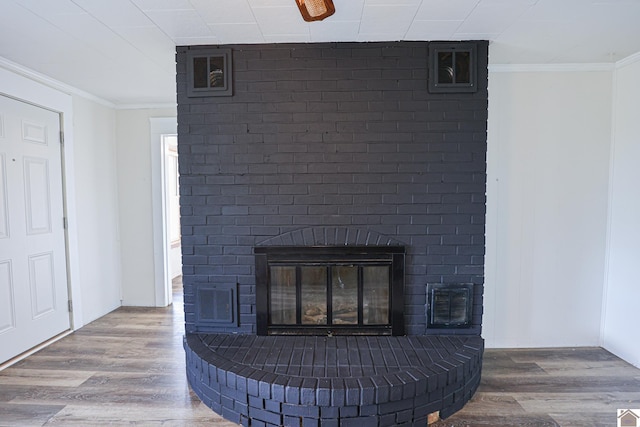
[0,95,70,364]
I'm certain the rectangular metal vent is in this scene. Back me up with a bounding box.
[428,42,478,93]
[186,48,233,97]
[196,284,236,325]
[427,283,473,328]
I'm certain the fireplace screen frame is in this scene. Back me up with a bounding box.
[255,246,405,336]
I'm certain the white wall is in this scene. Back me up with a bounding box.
[602,56,640,367]
[485,69,613,348]
[116,108,177,306]
[71,96,122,323]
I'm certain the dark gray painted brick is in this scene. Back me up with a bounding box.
[248,407,282,426]
[177,41,487,336]
[282,403,320,418]
[284,415,301,427]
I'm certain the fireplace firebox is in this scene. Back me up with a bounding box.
[255,246,405,336]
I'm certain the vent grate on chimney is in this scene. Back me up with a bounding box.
[427,283,474,328]
[196,284,237,325]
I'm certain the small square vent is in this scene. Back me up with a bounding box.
[186,48,233,97]
[427,283,473,328]
[196,284,237,325]
[428,42,478,93]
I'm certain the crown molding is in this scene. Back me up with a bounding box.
[115,103,177,111]
[489,51,640,73]
[615,51,640,69]
[0,56,115,108]
[489,63,615,73]
[0,57,177,110]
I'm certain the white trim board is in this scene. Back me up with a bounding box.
[615,51,640,69]
[0,56,173,111]
[489,63,615,73]
[116,103,177,111]
[0,56,114,109]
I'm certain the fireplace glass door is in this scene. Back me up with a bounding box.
[302,266,327,324]
[269,263,390,332]
[256,246,404,336]
[269,266,296,324]
[363,266,390,324]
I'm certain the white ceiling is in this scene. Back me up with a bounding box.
[1,0,639,106]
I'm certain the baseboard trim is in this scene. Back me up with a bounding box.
[0,330,73,371]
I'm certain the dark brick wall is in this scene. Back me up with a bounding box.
[176,41,488,336]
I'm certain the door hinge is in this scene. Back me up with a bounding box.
[60,131,65,145]
[68,300,73,312]
[63,217,68,229]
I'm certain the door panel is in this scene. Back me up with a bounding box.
[0,153,8,238]
[29,252,56,318]
[24,157,52,234]
[0,260,15,333]
[0,95,70,364]
[22,120,47,144]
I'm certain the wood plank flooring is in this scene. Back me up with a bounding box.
[432,347,640,427]
[1,279,639,426]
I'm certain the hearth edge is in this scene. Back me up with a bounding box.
[184,333,483,426]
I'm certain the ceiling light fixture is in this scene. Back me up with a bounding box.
[295,0,335,22]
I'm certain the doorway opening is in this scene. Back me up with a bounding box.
[164,134,181,284]
[151,118,180,307]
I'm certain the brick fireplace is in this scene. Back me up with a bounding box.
[178,41,488,425]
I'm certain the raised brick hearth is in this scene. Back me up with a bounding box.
[185,334,483,426]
